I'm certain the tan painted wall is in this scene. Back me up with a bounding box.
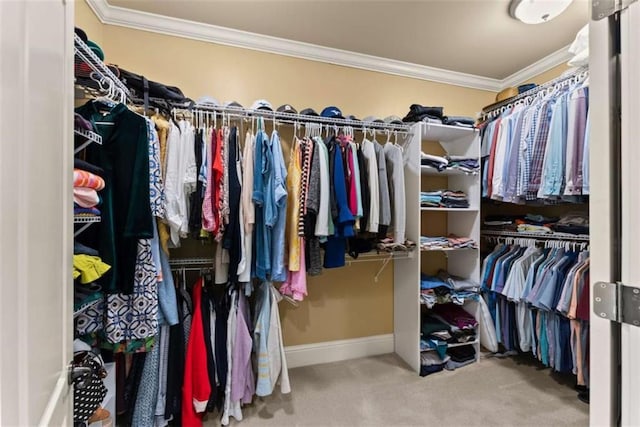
[75,0,499,346]
[521,63,571,86]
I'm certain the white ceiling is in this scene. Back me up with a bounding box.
[106,0,589,80]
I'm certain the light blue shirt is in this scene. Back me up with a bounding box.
[253,130,273,280]
[270,131,288,282]
[582,112,590,195]
[540,93,569,197]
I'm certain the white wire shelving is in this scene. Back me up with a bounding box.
[74,127,102,154]
[74,215,101,237]
[480,229,589,242]
[74,33,130,103]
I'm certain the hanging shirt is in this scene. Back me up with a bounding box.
[254,281,272,396]
[238,131,255,285]
[182,280,211,427]
[222,127,243,281]
[384,143,406,244]
[76,101,153,293]
[253,130,274,280]
[313,137,331,238]
[373,140,391,231]
[202,128,216,231]
[287,139,303,271]
[539,93,569,197]
[361,138,380,233]
[270,130,288,282]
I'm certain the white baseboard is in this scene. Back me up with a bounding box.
[284,334,394,369]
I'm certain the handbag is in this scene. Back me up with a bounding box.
[72,350,108,423]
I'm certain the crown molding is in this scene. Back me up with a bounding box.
[86,0,570,92]
[500,44,573,88]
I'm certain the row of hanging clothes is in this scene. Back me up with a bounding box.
[117,271,289,427]
[481,237,590,388]
[162,110,413,303]
[479,69,590,204]
[72,97,413,426]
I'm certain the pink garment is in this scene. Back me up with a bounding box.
[201,129,215,231]
[73,187,100,208]
[280,238,308,301]
[346,146,358,216]
[230,292,255,405]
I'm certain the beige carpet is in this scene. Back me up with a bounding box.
[205,354,588,427]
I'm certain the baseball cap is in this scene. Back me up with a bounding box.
[300,108,319,116]
[251,99,273,111]
[345,114,360,122]
[277,104,298,114]
[224,101,244,109]
[362,116,384,123]
[321,106,344,119]
[384,115,403,125]
[196,96,220,107]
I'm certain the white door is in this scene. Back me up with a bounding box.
[0,0,74,425]
[591,1,640,425]
[619,2,640,425]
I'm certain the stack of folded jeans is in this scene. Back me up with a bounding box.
[402,104,444,123]
[420,190,443,207]
[441,190,469,208]
[437,270,480,292]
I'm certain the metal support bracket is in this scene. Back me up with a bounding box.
[593,0,638,20]
[594,281,640,326]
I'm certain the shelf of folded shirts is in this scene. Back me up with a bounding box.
[480,229,589,242]
[420,207,479,212]
[73,298,102,318]
[421,122,479,143]
[74,128,102,154]
[421,340,480,352]
[74,215,101,237]
[420,165,480,176]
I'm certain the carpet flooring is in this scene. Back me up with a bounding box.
[204,353,589,426]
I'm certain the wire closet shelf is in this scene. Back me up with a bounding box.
[481,66,589,120]
[172,104,414,135]
[74,33,131,103]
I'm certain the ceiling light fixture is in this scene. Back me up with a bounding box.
[509,0,574,24]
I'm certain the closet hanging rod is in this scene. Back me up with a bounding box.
[480,230,589,242]
[481,66,589,120]
[74,33,131,101]
[171,105,413,133]
[168,251,413,272]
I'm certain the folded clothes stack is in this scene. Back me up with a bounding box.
[420,152,480,174]
[402,104,476,128]
[419,303,478,375]
[402,104,444,123]
[441,190,469,208]
[420,190,443,207]
[515,214,560,234]
[420,271,479,308]
[483,214,523,229]
[73,159,105,217]
[442,116,475,128]
[420,152,448,170]
[551,212,589,235]
[446,155,480,173]
[420,235,478,250]
[73,242,107,314]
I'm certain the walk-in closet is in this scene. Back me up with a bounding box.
[6,0,640,425]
